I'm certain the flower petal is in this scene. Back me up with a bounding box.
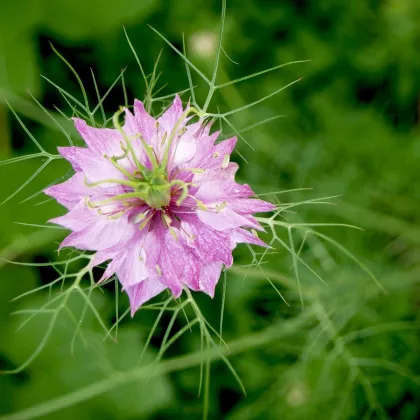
[213,137,237,156]
[180,215,234,267]
[195,178,254,203]
[133,99,157,142]
[229,198,276,215]
[125,278,167,316]
[158,95,183,132]
[171,132,197,168]
[197,206,260,231]
[179,248,201,291]
[199,262,223,297]
[143,220,184,297]
[58,146,125,183]
[73,118,124,157]
[231,228,268,247]
[53,201,129,251]
[44,172,90,210]
[116,241,149,288]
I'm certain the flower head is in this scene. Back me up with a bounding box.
[45,96,275,315]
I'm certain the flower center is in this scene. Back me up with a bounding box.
[84,106,205,227]
[137,173,171,209]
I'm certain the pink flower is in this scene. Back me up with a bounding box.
[45,96,275,315]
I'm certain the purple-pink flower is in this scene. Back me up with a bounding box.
[45,96,275,314]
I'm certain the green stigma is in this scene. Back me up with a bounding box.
[142,173,171,209]
[85,106,204,212]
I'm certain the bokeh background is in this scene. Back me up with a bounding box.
[1,0,420,419]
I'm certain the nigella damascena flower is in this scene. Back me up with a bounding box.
[45,96,275,314]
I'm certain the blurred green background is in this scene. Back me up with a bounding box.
[1,0,419,419]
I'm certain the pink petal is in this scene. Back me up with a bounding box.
[125,278,167,316]
[90,247,122,280]
[58,147,125,183]
[195,178,254,202]
[240,214,265,231]
[231,228,268,247]
[199,262,223,297]
[179,249,201,291]
[143,221,184,297]
[157,95,184,132]
[180,216,234,267]
[44,172,90,210]
[212,137,236,160]
[122,108,139,138]
[171,132,197,168]
[229,198,276,215]
[122,108,153,167]
[197,206,260,231]
[116,242,149,288]
[133,99,157,142]
[73,118,124,157]
[188,131,220,168]
[59,219,127,251]
[89,225,140,280]
[53,202,129,251]
[50,200,93,231]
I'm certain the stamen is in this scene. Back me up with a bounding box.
[107,210,127,220]
[177,222,195,241]
[215,202,226,213]
[133,211,148,224]
[186,194,208,211]
[196,199,207,211]
[161,212,177,240]
[213,152,220,158]
[155,265,162,276]
[86,198,96,209]
[188,168,205,174]
[139,210,155,230]
[222,154,230,169]
[170,180,189,206]
[169,226,178,241]
[162,213,172,226]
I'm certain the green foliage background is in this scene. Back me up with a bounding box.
[0,0,419,419]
